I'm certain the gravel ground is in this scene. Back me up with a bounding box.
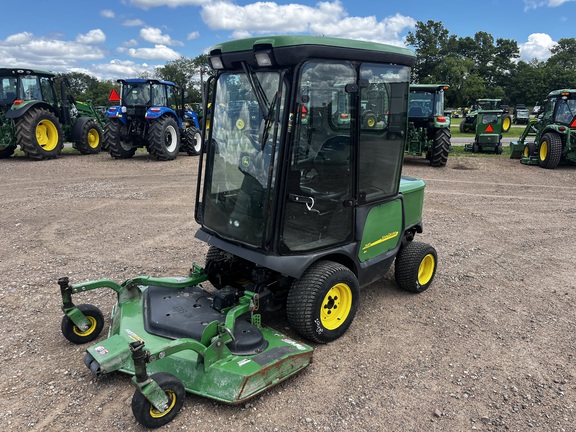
[0,151,574,431]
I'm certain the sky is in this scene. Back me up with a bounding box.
[0,0,574,81]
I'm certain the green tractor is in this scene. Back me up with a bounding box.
[57,36,438,428]
[510,89,576,168]
[406,84,451,166]
[0,68,105,159]
[459,98,511,134]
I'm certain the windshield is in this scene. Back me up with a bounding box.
[201,70,283,247]
[554,96,576,124]
[409,90,444,118]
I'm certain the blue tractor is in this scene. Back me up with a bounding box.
[104,78,202,160]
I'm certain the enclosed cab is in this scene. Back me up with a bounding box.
[406,84,451,166]
[196,36,437,343]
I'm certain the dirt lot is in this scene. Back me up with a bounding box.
[0,151,574,431]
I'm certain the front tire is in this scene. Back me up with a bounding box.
[538,132,562,169]
[182,127,201,155]
[15,107,63,159]
[287,261,359,344]
[76,120,103,154]
[61,304,104,344]
[430,128,450,167]
[105,119,136,159]
[131,372,185,429]
[395,242,437,293]
[147,117,180,161]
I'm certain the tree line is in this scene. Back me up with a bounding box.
[406,20,576,108]
[60,21,576,111]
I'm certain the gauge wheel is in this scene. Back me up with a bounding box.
[61,304,104,344]
[131,372,185,429]
[395,242,437,293]
[287,261,359,344]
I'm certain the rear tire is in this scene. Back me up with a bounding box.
[76,120,103,154]
[15,107,63,159]
[287,261,359,344]
[430,128,450,167]
[538,132,562,169]
[395,241,437,293]
[501,114,511,133]
[182,127,201,156]
[147,117,180,161]
[105,119,136,159]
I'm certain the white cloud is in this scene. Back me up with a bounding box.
[123,19,146,27]
[118,44,181,61]
[524,0,574,10]
[100,9,115,18]
[122,39,140,47]
[140,27,183,46]
[201,1,414,46]
[130,0,208,9]
[187,31,200,40]
[89,59,159,81]
[76,29,106,44]
[519,33,557,61]
[0,32,107,71]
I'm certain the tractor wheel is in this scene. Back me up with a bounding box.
[430,128,450,167]
[0,145,16,159]
[501,114,511,133]
[15,107,63,159]
[76,120,103,154]
[472,143,479,153]
[105,119,136,159]
[182,127,202,156]
[459,121,465,133]
[286,261,359,344]
[131,372,185,429]
[205,245,227,289]
[61,304,104,344]
[495,143,503,155]
[538,132,562,169]
[395,241,437,293]
[147,117,180,161]
[523,142,536,158]
[362,111,377,128]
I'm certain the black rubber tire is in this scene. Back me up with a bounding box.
[395,241,437,293]
[523,142,536,158]
[0,145,16,158]
[501,114,511,133]
[147,116,180,161]
[459,120,465,133]
[104,119,136,159]
[495,143,503,155]
[15,107,63,159]
[182,127,201,156]
[430,128,450,167]
[204,245,230,289]
[131,372,185,429]
[286,261,359,344]
[362,111,377,128]
[61,304,104,344]
[538,132,562,169]
[76,120,103,154]
[472,143,478,153]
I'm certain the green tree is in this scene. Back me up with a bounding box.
[405,20,450,82]
[548,38,576,69]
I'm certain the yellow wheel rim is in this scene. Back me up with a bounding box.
[320,283,352,330]
[36,119,59,151]
[418,254,436,286]
[235,118,245,130]
[502,117,511,131]
[149,390,176,419]
[87,128,100,149]
[367,117,376,127]
[539,140,548,161]
[72,315,97,337]
[523,145,530,158]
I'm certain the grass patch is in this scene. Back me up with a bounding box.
[450,144,512,157]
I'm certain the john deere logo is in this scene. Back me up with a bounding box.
[241,155,250,167]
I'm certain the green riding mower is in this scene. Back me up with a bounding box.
[460,98,511,134]
[464,105,505,154]
[57,36,438,428]
[510,89,576,168]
